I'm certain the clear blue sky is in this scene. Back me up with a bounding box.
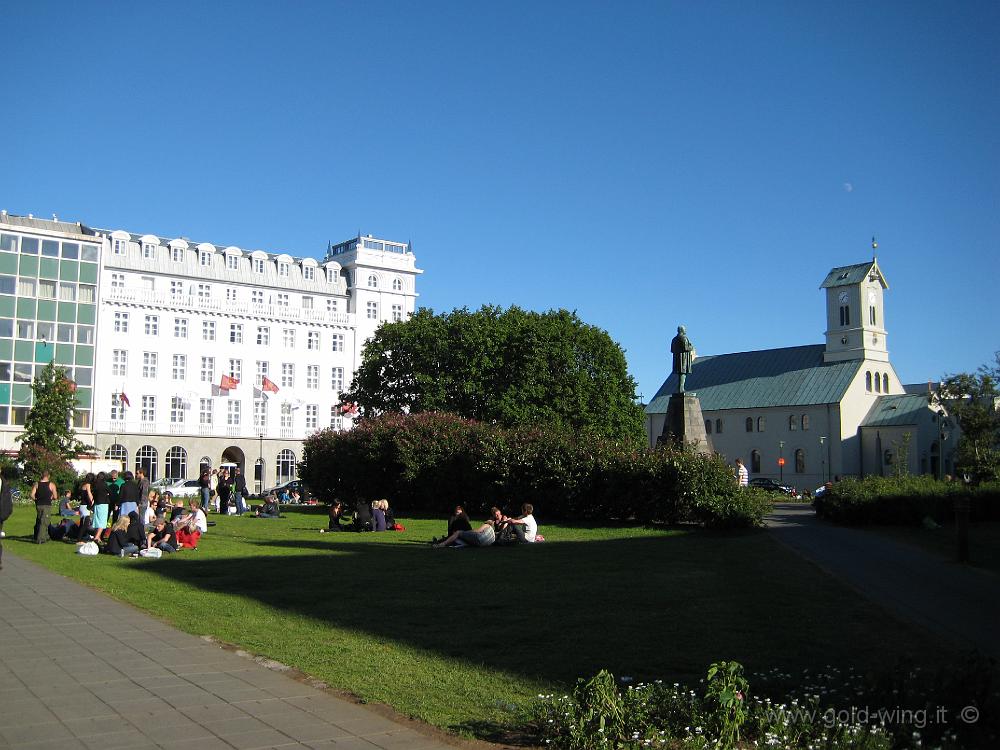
[3,1,997,402]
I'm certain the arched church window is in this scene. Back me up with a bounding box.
[745,417,753,433]
[789,415,797,431]
[801,414,809,431]
[705,420,712,435]
[882,373,889,393]
[866,371,872,392]
[874,372,881,393]
[757,416,766,432]
[794,448,805,474]
[751,449,761,474]
[715,418,723,434]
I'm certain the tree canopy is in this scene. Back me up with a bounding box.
[341,306,645,444]
[17,361,90,482]
[938,352,1000,482]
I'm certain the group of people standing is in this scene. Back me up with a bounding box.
[197,467,249,515]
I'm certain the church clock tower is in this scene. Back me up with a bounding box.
[820,243,889,364]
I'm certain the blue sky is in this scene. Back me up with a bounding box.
[3,1,997,401]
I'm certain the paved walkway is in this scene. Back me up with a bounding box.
[0,553,456,750]
[766,503,1000,660]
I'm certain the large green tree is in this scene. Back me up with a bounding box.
[17,361,90,483]
[342,306,645,444]
[938,351,1000,482]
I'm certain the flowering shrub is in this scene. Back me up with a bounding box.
[531,659,998,749]
[301,413,770,527]
[813,476,1000,525]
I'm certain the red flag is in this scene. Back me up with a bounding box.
[220,374,239,391]
[261,376,279,394]
[119,392,131,407]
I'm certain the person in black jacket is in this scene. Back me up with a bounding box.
[233,467,249,515]
[31,471,57,544]
[0,470,14,570]
[117,471,141,519]
[216,469,233,515]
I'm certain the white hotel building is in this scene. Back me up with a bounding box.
[0,212,421,492]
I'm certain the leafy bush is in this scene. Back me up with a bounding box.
[301,413,770,527]
[16,444,78,495]
[814,475,1000,525]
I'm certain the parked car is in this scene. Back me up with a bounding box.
[748,477,800,498]
[154,478,202,496]
[259,479,308,502]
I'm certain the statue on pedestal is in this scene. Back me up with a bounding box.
[671,325,694,393]
[659,324,711,454]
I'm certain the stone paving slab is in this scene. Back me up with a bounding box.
[0,553,460,750]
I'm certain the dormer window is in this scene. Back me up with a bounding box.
[326,268,338,284]
[142,243,156,259]
[227,254,239,270]
[172,247,183,262]
[303,266,314,281]
[278,262,289,277]
[200,251,212,267]
[254,258,265,274]
[113,238,127,255]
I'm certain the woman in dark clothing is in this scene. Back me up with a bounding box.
[75,474,95,543]
[448,505,473,536]
[91,472,111,544]
[126,511,145,548]
[216,469,233,514]
[320,501,346,532]
[106,516,139,557]
[353,501,373,531]
[372,500,387,532]
[118,471,141,519]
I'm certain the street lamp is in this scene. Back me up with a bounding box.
[819,436,827,483]
[778,440,785,484]
[258,432,265,494]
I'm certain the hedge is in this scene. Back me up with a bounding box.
[300,412,770,528]
[813,475,1000,525]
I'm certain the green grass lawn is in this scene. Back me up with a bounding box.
[865,521,1000,574]
[2,505,957,738]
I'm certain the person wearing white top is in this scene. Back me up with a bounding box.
[506,503,538,543]
[735,458,749,487]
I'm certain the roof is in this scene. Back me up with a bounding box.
[819,259,888,289]
[860,394,931,427]
[0,212,97,238]
[645,344,862,414]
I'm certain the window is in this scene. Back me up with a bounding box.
[171,246,183,262]
[257,326,270,346]
[331,366,344,393]
[172,354,186,380]
[202,321,216,341]
[866,371,873,392]
[874,371,881,393]
[38,279,56,299]
[200,357,215,383]
[78,284,96,303]
[110,394,125,421]
[366,301,378,319]
[136,445,158,481]
[392,277,403,291]
[391,304,403,322]
[705,420,712,435]
[869,305,877,325]
[882,373,889,393]
[59,282,77,302]
[278,262,289,277]
[106,444,127,465]
[112,350,127,377]
[170,397,185,423]
[230,324,243,344]
[255,360,269,386]
[254,258,265,274]
[17,320,34,339]
[331,333,345,352]
[276,449,296,483]
[227,254,239,270]
[200,250,212,267]
[801,415,809,431]
[113,312,129,333]
[330,410,343,430]
[789,415,797,431]
[254,399,267,429]
[303,266,314,281]
[283,328,295,348]
[37,321,54,341]
[174,318,188,338]
[113,237,127,255]
[280,402,293,429]
[751,450,761,474]
[306,365,319,389]
[367,274,379,288]
[327,299,339,313]
[305,404,318,429]
[199,398,213,425]
[142,352,157,378]
[165,447,187,479]
[252,290,264,305]
[227,359,242,382]
[110,273,125,289]
[327,268,339,284]
[757,416,766,432]
[745,417,753,432]
[276,293,289,307]
[839,305,851,326]
[57,324,73,343]
[715,418,723,434]
[281,363,294,387]
[197,284,211,299]
[302,296,314,310]
[227,401,241,426]
[795,448,805,474]
[226,288,238,302]
[307,331,319,350]
[170,280,184,297]
[141,396,156,422]
[143,243,156,259]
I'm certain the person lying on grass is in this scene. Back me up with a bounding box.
[434,508,500,548]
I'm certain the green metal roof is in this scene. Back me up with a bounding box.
[860,394,930,427]
[645,344,862,414]
[819,259,887,289]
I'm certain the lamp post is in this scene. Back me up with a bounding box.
[778,440,785,484]
[258,432,264,495]
[819,436,827,483]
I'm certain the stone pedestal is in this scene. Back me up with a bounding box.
[657,392,712,453]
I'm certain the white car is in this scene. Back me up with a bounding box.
[156,478,202,496]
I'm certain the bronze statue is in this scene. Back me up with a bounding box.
[670,325,694,393]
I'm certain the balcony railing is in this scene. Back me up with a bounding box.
[93,420,312,441]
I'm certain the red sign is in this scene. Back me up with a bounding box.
[777,458,786,466]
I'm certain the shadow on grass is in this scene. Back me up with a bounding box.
[126,529,946,690]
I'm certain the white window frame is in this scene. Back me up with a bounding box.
[142,352,158,378]
[172,354,186,381]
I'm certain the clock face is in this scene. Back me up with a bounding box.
[838,291,849,304]
[868,289,877,305]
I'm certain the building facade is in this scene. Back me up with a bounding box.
[0,212,421,492]
[645,255,954,489]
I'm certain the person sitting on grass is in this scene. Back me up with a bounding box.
[382,499,396,529]
[320,501,346,533]
[255,495,281,518]
[504,503,538,543]
[433,509,499,548]
[147,518,178,553]
[172,499,207,533]
[58,490,78,518]
[372,499,387,531]
[352,500,374,531]
[126,511,145,549]
[106,515,140,557]
[175,520,201,550]
[48,517,79,542]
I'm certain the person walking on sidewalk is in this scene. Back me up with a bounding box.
[31,470,57,544]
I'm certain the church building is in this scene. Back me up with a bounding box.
[644,253,954,489]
